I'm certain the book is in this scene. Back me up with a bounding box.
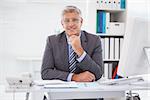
[34,80,78,88]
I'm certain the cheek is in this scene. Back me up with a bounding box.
[77,24,82,29]
[62,24,66,28]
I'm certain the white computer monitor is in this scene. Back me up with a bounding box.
[144,47,150,65]
[118,17,150,77]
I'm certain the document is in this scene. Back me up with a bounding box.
[144,47,150,64]
[34,80,103,89]
[34,80,65,86]
[44,82,78,88]
[34,80,78,88]
[98,76,144,85]
[77,82,102,89]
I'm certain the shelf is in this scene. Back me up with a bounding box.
[97,34,124,38]
[103,59,120,63]
[96,0,126,79]
[97,8,126,12]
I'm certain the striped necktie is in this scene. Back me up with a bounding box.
[69,45,77,73]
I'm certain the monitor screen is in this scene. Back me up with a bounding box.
[144,47,150,65]
[118,17,150,77]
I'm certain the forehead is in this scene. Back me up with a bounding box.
[63,12,80,19]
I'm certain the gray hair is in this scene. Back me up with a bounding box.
[61,6,82,18]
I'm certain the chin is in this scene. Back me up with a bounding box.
[67,31,79,36]
[70,34,79,36]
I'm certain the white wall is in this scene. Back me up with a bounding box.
[127,0,149,40]
[0,2,5,84]
[0,0,150,100]
[0,0,149,82]
[0,0,94,84]
[149,0,150,44]
[128,0,149,18]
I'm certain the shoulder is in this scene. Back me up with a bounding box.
[47,31,65,41]
[82,30,100,41]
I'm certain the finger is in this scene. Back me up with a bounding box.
[83,78,92,82]
[89,75,95,82]
[87,72,95,81]
[92,76,96,81]
[83,74,94,82]
[86,71,95,77]
[70,35,77,39]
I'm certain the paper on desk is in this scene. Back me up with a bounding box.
[34,80,78,88]
[98,76,144,85]
[44,81,78,88]
[77,82,103,89]
[34,80,102,89]
[34,80,66,86]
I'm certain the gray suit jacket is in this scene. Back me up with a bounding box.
[41,31,104,81]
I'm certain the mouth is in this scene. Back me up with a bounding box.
[68,28,76,31]
[66,28,79,36]
[67,31,79,36]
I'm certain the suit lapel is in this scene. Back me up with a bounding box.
[58,31,87,70]
[81,31,88,51]
[59,33,69,69]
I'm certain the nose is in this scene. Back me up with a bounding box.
[68,20,76,25]
[67,21,76,27]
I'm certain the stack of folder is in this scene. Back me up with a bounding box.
[96,0,126,10]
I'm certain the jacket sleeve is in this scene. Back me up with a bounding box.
[76,36,104,80]
[41,36,69,81]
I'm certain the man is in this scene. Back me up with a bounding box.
[41,6,103,82]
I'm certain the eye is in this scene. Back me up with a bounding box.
[72,18,79,23]
[64,19,70,23]
[63,18,80,24]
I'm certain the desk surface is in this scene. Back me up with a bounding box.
[6,85,125,99]
[5,82,150,99]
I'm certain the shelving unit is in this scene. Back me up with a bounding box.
[95,0,127,79]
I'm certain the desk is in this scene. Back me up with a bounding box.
[6,84,126,100]
[5,82,150,100]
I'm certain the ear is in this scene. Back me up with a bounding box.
[61,20,64,28]
[61,20,63,26]
[80,17,83,25]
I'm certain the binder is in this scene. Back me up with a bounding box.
[107,0,112,9]
[106,12,110,34]
[112,0,116,9]
[113,0,120,9]
[97,11,106,34]
[96,11,101,33]
[119,38,124,58]
[104,63,109,78]
[108,63,113,79]
[105,0,110,9]
[104,38,109,59]
[110,37,115,59]
[98,11,103,33]
[96,11,99,33]
[115,38,119,59]
[117,0,121,9]
[103,0,107,9]
[96,0,100,8]
[120,0,126,9]
[102,11,106,33]
[101,38,105,59]
[109,0,114,9]
[99,0,104,8]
